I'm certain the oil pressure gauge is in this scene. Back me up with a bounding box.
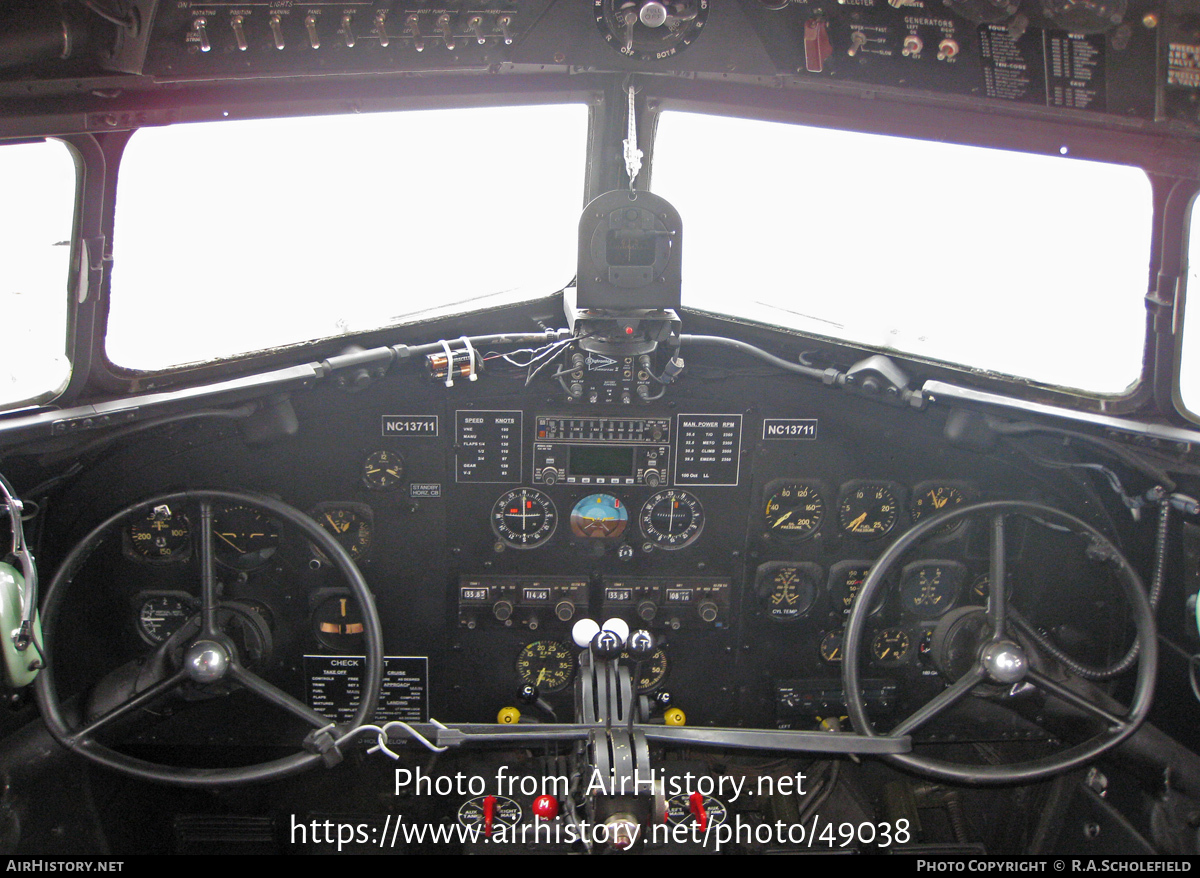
[763,481,824,539]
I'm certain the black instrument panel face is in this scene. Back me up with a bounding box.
[132,0,1186,129]
[50,349,1122,738]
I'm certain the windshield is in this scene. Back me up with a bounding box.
[652,111,1153,396]
[0,139,76,409]
[107,104,589,371]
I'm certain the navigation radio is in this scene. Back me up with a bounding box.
[532,416,670,487]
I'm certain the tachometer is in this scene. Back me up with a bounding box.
[570,493,628,540]
[516,640,575,694]
[763,481,824,539]
[837,483,899,538]
[640,489,703,549]
[492,488,557,549]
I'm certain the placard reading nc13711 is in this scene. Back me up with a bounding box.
[762,419,818,440]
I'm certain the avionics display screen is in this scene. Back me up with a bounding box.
[569,446,635,477]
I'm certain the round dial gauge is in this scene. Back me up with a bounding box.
[516,640,575,694]
[362,450,405,491]
[492,488,557,549]
[128,505,191,562]
[622,645,669,693]
[212,505,281,570]
[755,562,820,623]
[819,629,844,663]
[570,493,629,540]
[837,484,899,538]
[899,561,966,619]
[312,595,365,651]
[666,792,728,826]
[640,490,704,549]
[594,0,710,62]
[871,628,912,664]
[458,795,522,831]
[763,482,824,538]
[910,484,971,536]
[311,504,373,561]
[828,561,885,617]
[136,593,195,645]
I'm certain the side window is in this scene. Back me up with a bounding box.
[0,139,76,411]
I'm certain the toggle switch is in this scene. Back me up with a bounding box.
[305,14,320,49]
[375,12,389,47]
[191,17,210,53]
[342,14,355,48]
[437,13,455,49]
[803,19,833,73]
[406,14,424,52]
[230,15,247,52]
[269,14,285,50]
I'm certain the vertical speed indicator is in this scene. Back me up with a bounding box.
[491,488,557,549]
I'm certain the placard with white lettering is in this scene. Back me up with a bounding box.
[455,411,523,483]
[305,655,428,724]
[762,419,819,441]
[409,483,441,498]
[674,414,742,486]
[382,415,439,437]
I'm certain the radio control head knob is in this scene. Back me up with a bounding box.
[645,471,661,488]
[698,601,719,624]
[493,600,514,622]
[555,600,575,622]
[637,600,657,622]
[543,469,559,486]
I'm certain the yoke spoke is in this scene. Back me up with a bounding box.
[1026,669,1128,729]
[198,501,219,637]
[987,514,1007,642]
[891,664,986,737]
[74,667,189,741]
[228,663,333,729]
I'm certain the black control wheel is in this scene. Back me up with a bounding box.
[34,490,383,787]
[842,500,1156,784]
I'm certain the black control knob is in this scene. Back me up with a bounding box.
[555,600,576,622]
[627,629,655,660]
[518,684,539,705]
[654,690,672,709]
[543,468,560,486]
[592,629,623,659]
[493,600,514,622]
[645,471,661,488]
[636,600,658,623]
[698,601,719,624]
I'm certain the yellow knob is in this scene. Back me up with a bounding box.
[497,706,521,724]
[663,707,686,726]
